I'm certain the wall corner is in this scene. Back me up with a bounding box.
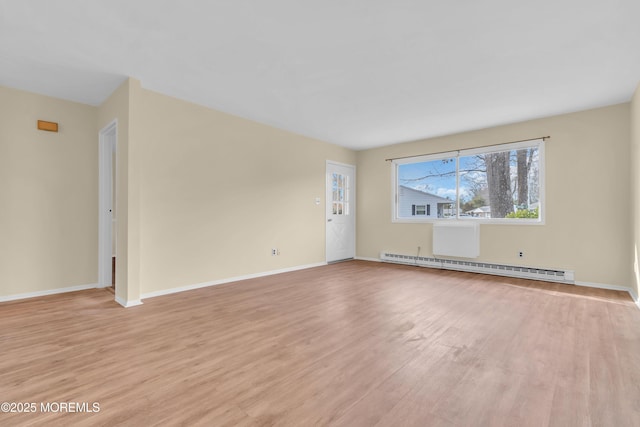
[630,80,640,298]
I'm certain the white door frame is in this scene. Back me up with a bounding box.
[326,160,356,263]
[98,119,117,288]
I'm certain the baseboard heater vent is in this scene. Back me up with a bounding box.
[380,252,575,284]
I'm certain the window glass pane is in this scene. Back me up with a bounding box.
[394,140,542,222]
[459,147,540,219]
[397,158,457,218]
[345,176,349,202]
[333,173,347,203]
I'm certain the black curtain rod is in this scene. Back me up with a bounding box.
[384,136,550,162]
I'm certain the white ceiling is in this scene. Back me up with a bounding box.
[1,1,639,150]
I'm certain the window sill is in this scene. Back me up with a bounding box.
[392,218,545,225]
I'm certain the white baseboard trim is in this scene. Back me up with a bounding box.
[140,262,328,300]
[0,283,98,303]
[354,256,381,262]
[575,281,639,308]
[115,296,143,308]
[627,288,640,309]
[575,280,633,293]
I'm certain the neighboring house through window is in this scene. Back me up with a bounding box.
[400,186,453,218]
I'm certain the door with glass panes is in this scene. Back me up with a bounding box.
[326,162,355,262]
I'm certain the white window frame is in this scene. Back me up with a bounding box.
[391,139,545,224]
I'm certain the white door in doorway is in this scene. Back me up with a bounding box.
[326,161,355,262]
[98,120,117,288]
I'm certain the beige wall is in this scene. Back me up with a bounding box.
[0,79,353,302]
[134,88,355,294]
[357,104,631,288]
[631,83,640,298]
[1,79,635,301]
[0,86,98,297]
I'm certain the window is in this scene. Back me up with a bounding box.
[332,172,349,215]
[413,205,426,215]
[392,139,544,223]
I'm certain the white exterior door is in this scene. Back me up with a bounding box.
[326,162,355,262]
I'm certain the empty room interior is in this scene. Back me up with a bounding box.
[2,1,640,426]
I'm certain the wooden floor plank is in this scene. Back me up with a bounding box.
[1,260,639,426]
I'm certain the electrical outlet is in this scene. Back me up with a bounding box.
[271,248,277,256]
[518,251,524,258]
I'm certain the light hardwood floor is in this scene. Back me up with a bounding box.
[2,260,640,426]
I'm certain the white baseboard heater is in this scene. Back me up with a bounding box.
[380,251,575,284]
